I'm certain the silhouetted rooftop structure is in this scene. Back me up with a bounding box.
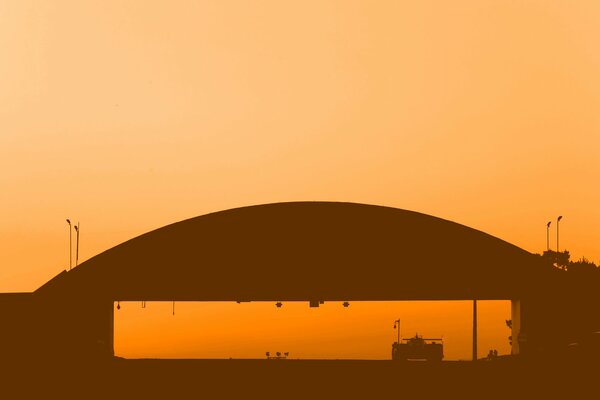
[4,202,597,366]
[36,202,546,302]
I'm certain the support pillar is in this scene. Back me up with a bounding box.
[511,299,522,355]
[472,299,477,361]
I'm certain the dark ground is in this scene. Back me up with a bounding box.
[2,358,598,399]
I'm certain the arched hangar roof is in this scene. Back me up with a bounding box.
[40,202,545,301]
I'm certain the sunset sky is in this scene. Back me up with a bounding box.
[1,1,599,360]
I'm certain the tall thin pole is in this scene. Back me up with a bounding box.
[472,300,478,361]
[546,221,551,252]
[66,219,72,270]
[74,223,80,267]
[556,216,563,253]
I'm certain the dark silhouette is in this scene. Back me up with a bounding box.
[1,201,599,397]
[540,249,599,273]
[486,349,499,360]
[392,333,444,361]
[506,319,513,348]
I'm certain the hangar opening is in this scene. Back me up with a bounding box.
[113,300,512,361]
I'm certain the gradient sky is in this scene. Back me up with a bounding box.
[1,1,599,359]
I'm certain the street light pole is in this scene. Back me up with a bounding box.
[557,216,563,253]
[393,319,400,344]
[74,223,80,267]
[546,221,551,252]
[66,219,72,270]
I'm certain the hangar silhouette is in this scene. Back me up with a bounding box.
[0,202,570,361]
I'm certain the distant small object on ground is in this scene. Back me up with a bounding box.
[392,333,444,362]
[266,351,289,360]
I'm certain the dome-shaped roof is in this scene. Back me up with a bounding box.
[42,202,544,301]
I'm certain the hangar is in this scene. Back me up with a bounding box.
[0,202,570,361]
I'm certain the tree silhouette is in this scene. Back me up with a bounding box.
[538,250,598,272]
[540,250,570,270]
[567,257,598,274]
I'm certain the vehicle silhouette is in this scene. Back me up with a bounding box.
[392,334,444,361]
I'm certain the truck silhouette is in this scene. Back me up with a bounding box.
[392,334,444,361]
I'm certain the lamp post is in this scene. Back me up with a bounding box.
[66,219,72,270]
[557,216,563,253]
[393,319,401,344]
[74,223,80,267]
[546,221,551,252]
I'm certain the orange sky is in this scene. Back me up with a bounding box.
[1,1,599,360]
